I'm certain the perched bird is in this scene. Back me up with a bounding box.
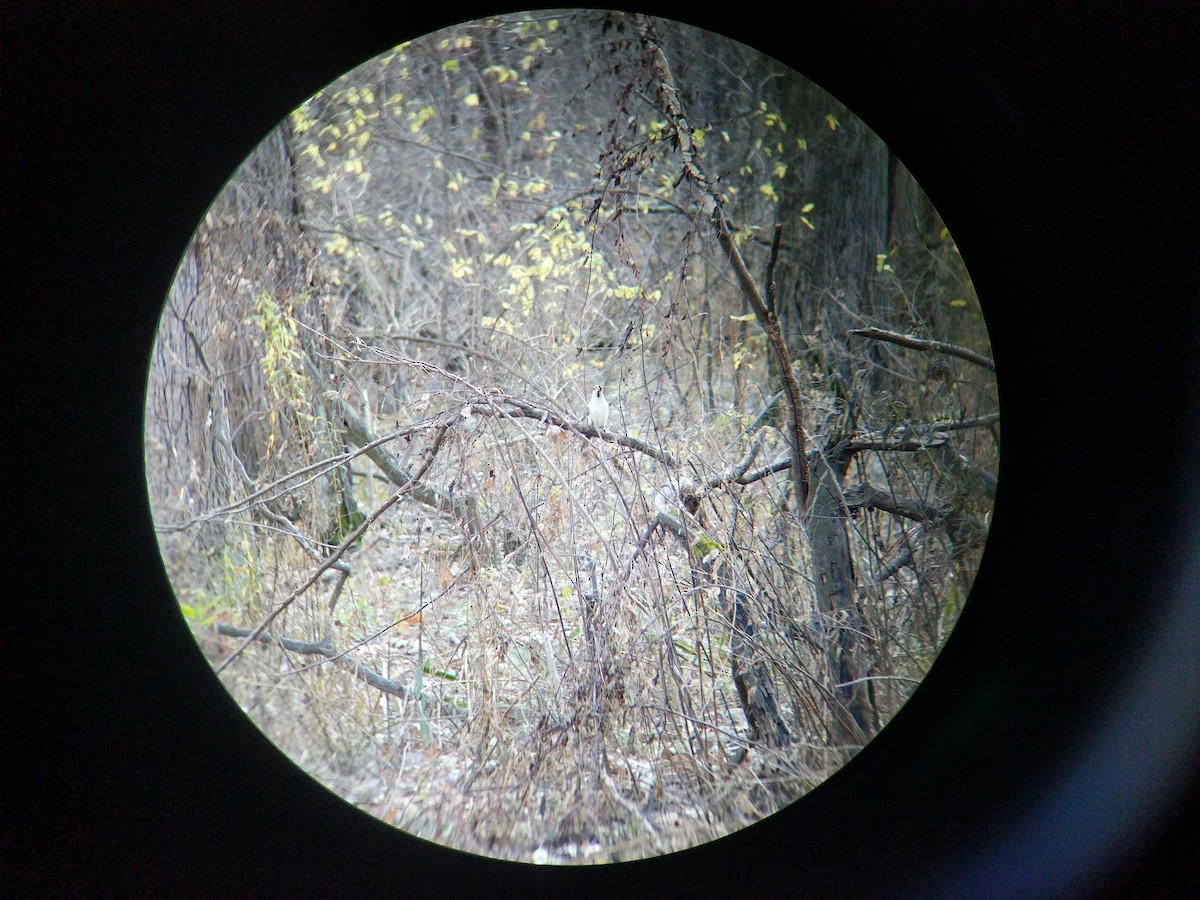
[587,384,610,431]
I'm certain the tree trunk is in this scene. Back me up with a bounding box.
[775,94,889,387]
[146,127,331,567]
[718,562,790,750]
[809,442,876,751]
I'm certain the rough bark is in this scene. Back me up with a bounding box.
[146,128,315,560]
[809,443,876,749]
[718,563,789,750]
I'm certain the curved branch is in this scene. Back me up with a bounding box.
[214,424,449,674]
[843,482,985,543]
[636,16,808,511]
[501,396,680,468]
[848,326,995,371]
[213,623,465,718]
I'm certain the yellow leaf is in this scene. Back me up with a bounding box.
[463,93,480,107]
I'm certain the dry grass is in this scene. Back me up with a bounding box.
[161,397,975,865]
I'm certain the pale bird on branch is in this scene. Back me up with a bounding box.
[588,384,610,431]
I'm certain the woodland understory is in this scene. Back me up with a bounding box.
[146,12,997,863]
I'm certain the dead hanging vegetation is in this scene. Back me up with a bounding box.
[146,11,997,863]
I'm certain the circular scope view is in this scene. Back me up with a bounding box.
[145,10,997,864]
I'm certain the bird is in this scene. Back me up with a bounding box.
[587,384,610,431]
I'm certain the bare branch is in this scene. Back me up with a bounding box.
[843,483,944,523]
[765,224,783,317]
[843,481,985,543]
[213,623,466,718]
[214,425,450,674]
[636,16,809,511]
[848,326,995,371]
[930,412,1002,431]
[501,396,680,468]
[844,412,999,454]
[738,455,794,487]
[867,545,914,585]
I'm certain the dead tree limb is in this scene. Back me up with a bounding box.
[843,481,985,549]
[848,326,995,371]
[500,396,680,468]
[212,623,466,719]
[637,16,808,511]
[214,425,449,674]
[843,411,999,454]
